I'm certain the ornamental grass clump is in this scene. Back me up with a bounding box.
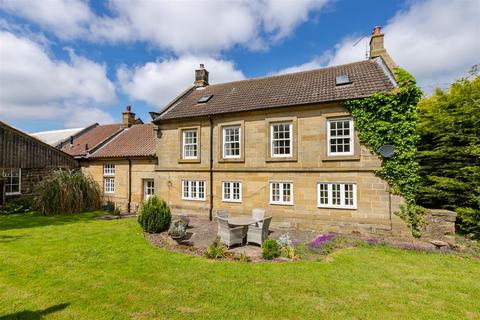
[34,169,102,215]
[205,238,226,259]
[137,196,171,233]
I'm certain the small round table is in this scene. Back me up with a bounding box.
[228,216,256,226]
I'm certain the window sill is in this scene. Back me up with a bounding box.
[266,157,298,163]
[182,198,206,202]
[222,200,242,203]
[317,206,357,210]
[5,192,21,196]
[322,155,360,162]
[178,158,201,164]
[218,158,244,163]
[270,202,294,206]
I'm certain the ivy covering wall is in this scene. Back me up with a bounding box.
[343,68,424,237]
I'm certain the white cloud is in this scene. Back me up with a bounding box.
[0,0,93,39]
[275,0,480,92]
[259,0,329,41]
[0,30,116,127]
[0,0,330,54]
[118,56,245,108]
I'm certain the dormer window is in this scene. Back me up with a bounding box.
[335,75,351,86]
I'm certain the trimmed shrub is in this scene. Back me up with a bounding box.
[262,239,280,260]
[34,169,102,215]
[137,196,171,233]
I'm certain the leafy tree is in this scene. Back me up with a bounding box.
[417,66,480,238]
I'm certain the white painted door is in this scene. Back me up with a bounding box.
[144,180,154,202]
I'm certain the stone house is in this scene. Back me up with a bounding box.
[0,120,77,204]
[67,107,157,213]
[151,27,413,237]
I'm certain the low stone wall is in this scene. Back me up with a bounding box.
[421,209,457,244]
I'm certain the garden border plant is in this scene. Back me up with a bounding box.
[343,68,424,237]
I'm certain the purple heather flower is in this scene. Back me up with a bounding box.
[310,234,335,247]
[367,238,379,244]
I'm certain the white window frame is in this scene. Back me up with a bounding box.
[269,182,294,205]
[270,122,293,157]
[104,177,115,194]
[103,163,115,176]
[182,129,198,159]
[327,118,354,156]
[144,179,154,202]
[222,181,242,203]
[317,182,357,209]
[182,180,206,201]
[2,168,21,195]
[222,126,241,159]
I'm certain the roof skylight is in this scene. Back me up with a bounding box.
[335,75,351,86]
[198,94,213,103]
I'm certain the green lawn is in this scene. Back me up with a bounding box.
[1,213,479,319]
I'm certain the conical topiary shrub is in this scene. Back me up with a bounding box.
[137,196,171,233]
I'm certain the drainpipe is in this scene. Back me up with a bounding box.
[128,158,132,213]
[208,115,214,221]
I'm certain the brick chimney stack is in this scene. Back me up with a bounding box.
[122,105,136,127]
[369,26,397,72]
[194,64,209,87]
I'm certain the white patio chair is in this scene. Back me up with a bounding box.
[217,217,245,248]
[216,209,229,219]
[247,216,272,247]
[252,208,265,221]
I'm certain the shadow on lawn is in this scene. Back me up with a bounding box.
[0,303,70,320]
[0,212,101,231]
[0,234,31,243]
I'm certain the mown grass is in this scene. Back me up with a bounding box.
[1,212,479,319]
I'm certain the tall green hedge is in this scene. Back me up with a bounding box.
[417,68,480,238]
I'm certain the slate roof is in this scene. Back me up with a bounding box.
[156,58,397,121]
[61,124,123,157]
[88,124,156,159]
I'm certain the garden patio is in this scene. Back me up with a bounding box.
[142,214,320,259]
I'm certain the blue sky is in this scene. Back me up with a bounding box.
[0,0,478,133]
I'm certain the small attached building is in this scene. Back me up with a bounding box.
[63,106,158,213]
[0,121,77,203]
[81,123,157,213]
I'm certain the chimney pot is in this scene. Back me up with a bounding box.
[122,105,136,127]
[194,64,209,87]
[372,26,382,36]
[369,25,397,72]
